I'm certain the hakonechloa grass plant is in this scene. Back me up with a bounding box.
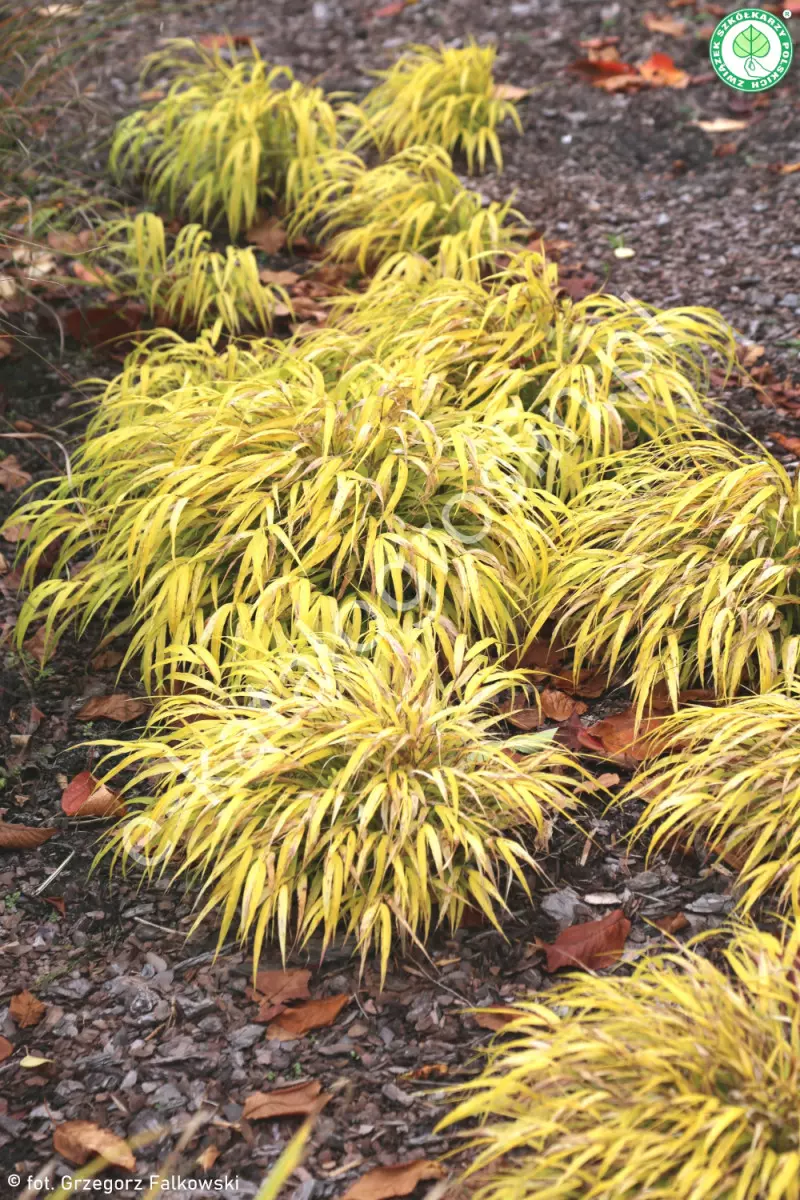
[12,349,570,685]
[110,39,342,237]
[349,41,523,171]
[102,213,289,333]
[536,437,800,710]
[100,626,586,978]
[295,145,523,272]
[624,689,800,912]
[441,922,800,1199]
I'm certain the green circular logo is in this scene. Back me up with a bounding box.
[709,8,793,91]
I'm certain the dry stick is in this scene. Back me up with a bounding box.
[33,850,75,896]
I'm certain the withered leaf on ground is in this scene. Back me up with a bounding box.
[10,989,46,1028]
[539,688,587,723]
[343,1160,445,1200]
[259,268,301,286]
[90,649,124,670]
[246,217,287,254]
[694,118,749,133]
[576,710,668,767]
[242,1080,330,1120]
[0,1036,14,1062]
[769,431,800,456]
[63,303,148,348]
[267,994,349,1038]
[0,455,32,491]
[76,694,149,723]
[0,821,56,850]
[61,770,125,819]
[53,1121,136,1170]
[251,968,311,1007]
[2,522,32,544]
[496,695,541,730]
[23,626,48,665]
[654,912,690,934]
[197,33,253,48]
[492,83,530,100]
[542,909,631,972]
[473,1008,521,1032]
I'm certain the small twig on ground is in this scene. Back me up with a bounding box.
[33,850,75,896]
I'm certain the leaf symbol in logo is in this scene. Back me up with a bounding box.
[732,23,771,77]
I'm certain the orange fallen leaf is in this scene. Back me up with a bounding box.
[197,33,254,49]
[72,261,112,287]
[496,695,541,731]
[90,650,124,670]
[196,1146,220,1171]
[373,1,407,15]
[259,268,301,286]
[23,626,48,665]
[246,217,287,255]
[242,1080,330,1120]
[53,1121,135,1171]
[649,684,717,711]
[638,51,690,87]
[63,303,148,348]
[0,455,32,491]
[252,968,311,1006]
[643,12,686,35]
[268,994,349,1038]
[654,912,690,934]
[60,770,125,819]
[76,693,149,722]
[10,989,46,1028]
[0,821,56,850]
[0,335,14,358]
[43,895,66,917]
[473,1008,520,1032]
[343,1160,445,1200]
[577,710,668,767]
[0,1036,13,1062]
[778,162,800,175]
[513,638,564,675]
[540,688,587,723]
[400,1063,448,1080]
[569,56,639,81]
[542,909,631,972]
[769,431,800,456]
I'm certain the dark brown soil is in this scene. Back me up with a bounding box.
[1,0,799,1196]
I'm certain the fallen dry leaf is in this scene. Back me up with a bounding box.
[540,688,587,723]
[372,1,407,15]
[197,33,253,49]
[576,710,669,767]
[694,118,749,133]
[61,770,125,819]
[654,912,690,934]
[649,684,717,711]
[0,335,14,358]
[713,140,739,158]
[0,821,56,850]
[0,455,32,491]
[400,1063,448,1081]
[259,268,301,286]
[268,994,349,1038]
[242,1080,330,1120]
[72,260,112,287]
[513,637,564,675]
[252,968,311,1006]
[76,693,149,722]
[43,895,66,917]
[643,12,686,35]
[496,695,541,731]
[53,1121,135,1171]
[196,1146,220,1171]
[47,229,94,253]
[20,1054,54,1068]
[23,626,48,665]
[769,431,800,456]
[473,1008,520,1032]
[2,522,32,544]
[10,989,46,1028]
[560,273,599,301]
[778,162,800,175]
[638,51,690,87]
[246,217,287,254]
[343,1160,445,1200]
[63,303,148,348]
[90,650,124,670]
[0,1036,13,1062]
[492,83,530,100]
[542,909,631,972]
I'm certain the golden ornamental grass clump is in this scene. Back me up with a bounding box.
[350,40,523,171]
[441,922,800,1200]
[100,626,586,978]
[110,39,344,237]
[624,689,800,912]
[536,437,800,710]
[101,212,290,334]
[12,348,571,685]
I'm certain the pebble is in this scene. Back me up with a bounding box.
[779,293,799,308]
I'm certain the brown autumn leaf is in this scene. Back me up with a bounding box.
[23,625,48,665]
[197,33,254,49]
[643,12,686,35]
[259,268,301,286]
[196,1146,220,1171]
[473,1008,520,1032]
[252,968,312,1007]
[53,1121,135,1170]
[769,431,800,456]
[512,637,564,675]
[47,228,94,254]
[576,710,669,767]
[63,303,148,348]
[343,1160,445,1200]
[43,895,66,917]
[0,455,32,491]
[0,335,14,358]
[637,51,689,87]
[713,140,739,158]
[649,684,717,711]
[569,57,640,83]
[778,162,800,175]
[496,695,541,731]
[400,1063,448,1081]
[242,1080,331,1120]
[0,821,56,850]
[540,688,587,723]
[90,649,124,670]
[60,770,125,819]
[0,1036,13,1062]
[76,694,149,722]
[559,273,599,301]
[693,117,749,133]
[72,260,113,287]
[10,989,46,1028]
[491,83,530,100]
[267,994,349,1038]
[542,908,631,972]
[246,217,287,254]
[654,912,690,934]
[2,522,32,544]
